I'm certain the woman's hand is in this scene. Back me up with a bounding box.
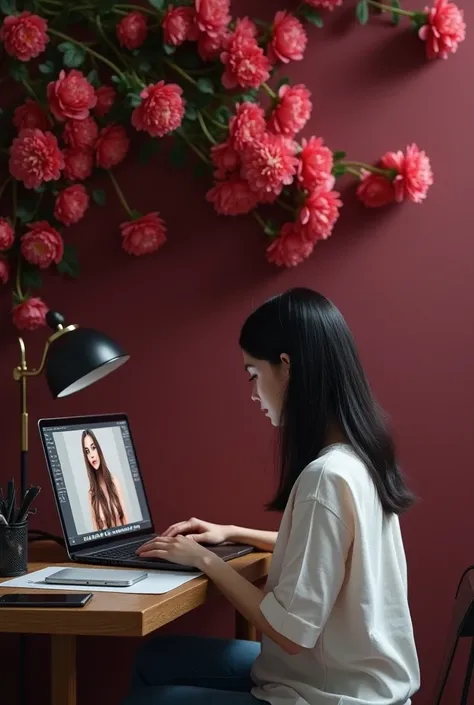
[160,517,231,545]
[136,534,215,569]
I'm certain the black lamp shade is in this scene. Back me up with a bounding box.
[45,327,129,398]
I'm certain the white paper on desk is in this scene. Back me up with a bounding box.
[1,566,202,595]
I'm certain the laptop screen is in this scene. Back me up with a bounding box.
[39,414,153,550]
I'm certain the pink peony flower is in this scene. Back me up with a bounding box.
[163,6,199,46]
[195,0,231,37]
[299,187,342,242]
[380,143,433,203]
[268,11,307,64]
[303,0,342,9]
[54,184,90,226]
[297,136,334,192]
[206,176,259,215]
[13,100,50,132]
[131,81,185,138]
[47,70,97,122]
[94,85,116,118]
[116,11,148,50]
[221,32,271,90]
[62,147,94,181]
[211,138,240,178]
[266,222,314,267]
[63,116,98,150]
[120,212,167,256]
[9,128,64,190]
[95,124,130,169]
[268,84,312,138]
[0,12,48,62]
[356,171,395,208]
[241,133,298,199]
[418,0,466,60]
[12,296,48,331]
[197,29,227,61]
[0,218,15,251]
[0,258,9,284]
[231,16,259,40]
[229,102,266,153]
[21,220,63,269]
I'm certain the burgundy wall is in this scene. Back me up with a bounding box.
[1,1,474,703]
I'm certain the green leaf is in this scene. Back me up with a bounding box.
[332,163,347,177]
[214,105,232,124]
[57,244,79,278]
[169,139,186,168]
[0,0,16,14]
[148,0,164,9]
[58,41,85,69]
[299,5,324,27]
[356,0,369,25]
[163,43,176,55]
[185,103,198,121]
[333,151,347,162]
[138,60,151,73]
[411,11,427,30]
[38,60,55,74]
[276,77,290,91]
[263,220,279,238]
[138,138,162,165]
[87,69,100,87]
[92,189,106,206]
[21,267,42,290]
[9,61,28,83]
[197,77,214,95]
[16,201,36,225]
[390,0,401,25]
[127,92,142,108]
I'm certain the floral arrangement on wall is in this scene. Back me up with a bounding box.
[0,0,466,330]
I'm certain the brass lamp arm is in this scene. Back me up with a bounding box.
[12,325,77,381]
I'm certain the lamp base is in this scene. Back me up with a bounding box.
[28,529,65,547]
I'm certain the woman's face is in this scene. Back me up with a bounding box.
[243,352,290,427]
[83,435,100,471]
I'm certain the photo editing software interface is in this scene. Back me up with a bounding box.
[41,418,152,547]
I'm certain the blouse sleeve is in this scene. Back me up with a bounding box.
[259,498,353,648]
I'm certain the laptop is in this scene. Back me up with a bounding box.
[38,413,253,572]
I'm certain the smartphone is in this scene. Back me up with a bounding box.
[44,568,148,587]
[0,593,92,607]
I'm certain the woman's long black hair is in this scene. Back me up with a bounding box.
[239,288,415,515]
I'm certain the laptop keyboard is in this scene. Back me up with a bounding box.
[94,540,145,560]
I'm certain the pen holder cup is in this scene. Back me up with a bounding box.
[0,522,28,577]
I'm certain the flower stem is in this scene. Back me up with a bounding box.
[261,82,277,100]
[48,28,125,77]
[197,112,217,145]
[203,110,229,130]
[367,1,415,17]
[164,59,198,88]
[108,170,133,217]
[277,198,295,214]
[252,210,268,233]
[176,129,212,166]
[341,161,392,177]
[0,176,11,201]
[115,3,161,16]
[94,14,130,71]
[345,166,362,178]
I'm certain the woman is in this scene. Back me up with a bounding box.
[125,288,420,705]
[81,429,128,531]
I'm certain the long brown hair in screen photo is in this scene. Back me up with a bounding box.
[81,429,126,530]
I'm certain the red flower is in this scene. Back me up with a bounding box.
[0,218,15,251]
[21,220,63,269]
[268,11,307,64]
[197,29,227,61]
[163,6,199,46]
[54,184,89,226]
[120,212,167,256]
[95,124,130,169]
[206,176,259,215]
[0,12,48,62]
[195,0,231,37]
[268,84,312,138]
[356,172,395,208]
[13,100,50,132]
[241,133,298,199]
[47,70,97,122]
[380,143,433,203]
[303,0,342,9]
[418,0,466,60]
[62,148,94,181]
[299,187,342,242]
[229,102,266,153]
[116,11,148,50]
[297,137,334,192]
[211,138,240,178]
[0,258,9,284]
[63,116,98,150]
[12,297,48,331]
[266,222,313,268]
[221,29,271,90]
[131,81,185,138]
[9,128,64,190]
[94,85,116,118]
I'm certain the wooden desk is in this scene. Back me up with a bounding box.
[0,552,271,705]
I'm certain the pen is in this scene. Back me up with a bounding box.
[5,479,15,524]
[15,486,41,524]
[0,513,8,527]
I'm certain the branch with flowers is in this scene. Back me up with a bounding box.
[0,0,456,332]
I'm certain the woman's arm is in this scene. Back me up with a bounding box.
[227,526,278,552]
